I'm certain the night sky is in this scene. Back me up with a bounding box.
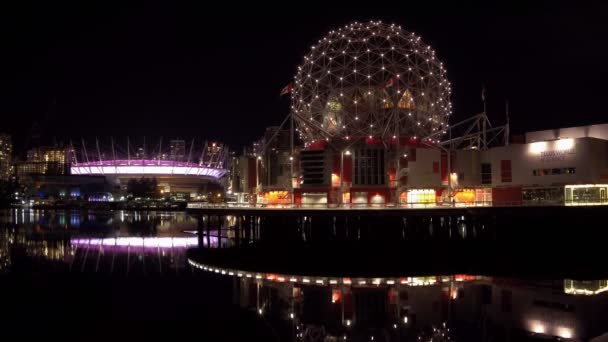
[1,2,607,155]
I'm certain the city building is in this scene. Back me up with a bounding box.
[200,141,227,169]
[169,139,186,161]
[15,145,75,178]
[234,21,608,208]
[0,134,12,180]
[69,138,228,199]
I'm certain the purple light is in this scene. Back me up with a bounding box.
[71,237,204,249]
[70,160,226,179]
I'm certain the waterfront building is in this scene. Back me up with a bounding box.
[234,21,608,208]
[0,134,12,180]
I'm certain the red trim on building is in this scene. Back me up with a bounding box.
[343,155,352,183]
[432,161,440,173]
[440,152,448,183]
[307,140,327,150]
[492,186,522,205]
[247,157,257,193]
[365,137,384,147]
[332,154,341,177]
[500,160,512,183]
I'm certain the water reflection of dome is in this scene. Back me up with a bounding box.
[190,258,608,342]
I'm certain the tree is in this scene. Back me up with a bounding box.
[0,179,23,207]
[127,177,159,198]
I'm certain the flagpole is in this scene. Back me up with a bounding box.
[481,84,487,149]
[481,84,486,114]
[505,100,510,146]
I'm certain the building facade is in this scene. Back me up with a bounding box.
[0,134,12,180]
[240,123,608,207]
[15,145,75,178]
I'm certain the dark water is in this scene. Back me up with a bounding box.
[1,209,607,341]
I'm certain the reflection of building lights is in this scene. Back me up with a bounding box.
[557,327,573,339]
[403,316,408,324]
[530,322,545,334]
[331,289,341,304]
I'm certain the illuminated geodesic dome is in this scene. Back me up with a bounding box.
[291,21,452,144]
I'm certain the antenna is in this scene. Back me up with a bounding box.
[96,137,102,163]
[158,137,162,165]
[111,137,117,167]
[187,139,194,164]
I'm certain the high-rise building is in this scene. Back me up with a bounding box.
[0,134,12,180]
[169,139,186,161]
[15,146,74,177]
[200,141,226,169]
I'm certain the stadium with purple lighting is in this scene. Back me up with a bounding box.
[70,138,229,196]
[70,160,226,178]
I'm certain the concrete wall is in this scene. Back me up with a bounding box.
[407,148,442,188]
[526,123,608,142]
[489,137,608,187]
[453,149,483,187]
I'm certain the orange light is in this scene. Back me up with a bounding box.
[454,189,475,203]
[331,289,341,303]
[262,191,291,205]
[331,173,340,187]
[450,288,458,299]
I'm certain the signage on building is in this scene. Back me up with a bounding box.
[529,139,575,163]
[540,149,573,163]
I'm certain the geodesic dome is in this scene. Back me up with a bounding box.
[291,21,452,145]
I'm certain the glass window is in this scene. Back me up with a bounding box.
[481,163,491,184]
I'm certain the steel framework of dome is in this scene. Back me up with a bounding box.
[291,21,452,145]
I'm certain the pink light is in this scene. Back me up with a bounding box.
[70,160,226,179]
[71,237,202,249]
[116,238,131,246]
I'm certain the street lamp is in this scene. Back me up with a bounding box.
[256,156,262,193]
[289,155,294,205]
[340,150,351,206]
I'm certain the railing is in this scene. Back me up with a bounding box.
[187,199,608,210]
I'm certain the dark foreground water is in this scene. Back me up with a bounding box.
[1,209,607,341]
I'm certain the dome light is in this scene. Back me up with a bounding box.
[292,21,450,144]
